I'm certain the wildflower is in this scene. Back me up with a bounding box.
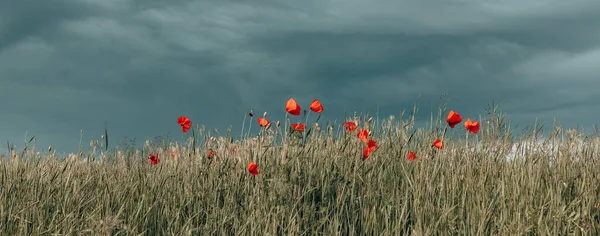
[407,151,417,161]
[343,121,357,132]
[464,118,480,134]
[285,98,301,116]
[248,162,259,176]
[357,129,368,143]
[291,123,306,132]
[446,110,462,128]
[177,116,192,133]
[309,99,323,113]
[149,153,160,165]
[433,139,444,149]
[257,117,270,127]
[363,139,377,160]
[207,149,215,159]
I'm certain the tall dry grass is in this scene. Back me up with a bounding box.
[1,104,599,235]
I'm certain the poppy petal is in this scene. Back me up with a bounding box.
[464,118,480,134]
[309,99,324,113]
[248,162,259,176]
[343,121,357,132]
[257,117,270,127]
[407,151,417,161]
[357,129,369,143]
[285,98,301,116]
[433,139,444,149]
[446,111,462,128]
[291,123,306,132]
[178,116,192,133]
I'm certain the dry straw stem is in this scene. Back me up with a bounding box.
[1,105,600,235]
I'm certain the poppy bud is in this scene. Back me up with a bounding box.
[276,121,280,127]
[263,111,268,117]
[248,109,254,117]
[48,146,52,152]
[101,135,104,139]
[368,117,373,123]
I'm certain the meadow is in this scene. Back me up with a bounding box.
[1,99,599,235]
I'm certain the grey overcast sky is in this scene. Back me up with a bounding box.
[1,0,600,154]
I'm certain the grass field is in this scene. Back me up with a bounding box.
[1,101,599,235]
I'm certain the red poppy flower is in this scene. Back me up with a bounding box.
[309,99,323,113]
[248,162,259,176]
[207,149,215,159]
[291,123,306,132]
[446,110,462,128]
[343,121,357,132]
[257,117,270,127]
[464,118,480,134]
[149,153,160,165]
[407,151,417,161]
[285,98,301,116]
[177,116,192,133]
[357,129,368,143]
[433,139,444,149]
[363,139,378,160]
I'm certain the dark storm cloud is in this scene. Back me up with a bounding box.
[1,0,600,154]
[0,0,99,52]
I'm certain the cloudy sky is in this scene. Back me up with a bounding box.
[1,0,600,154]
